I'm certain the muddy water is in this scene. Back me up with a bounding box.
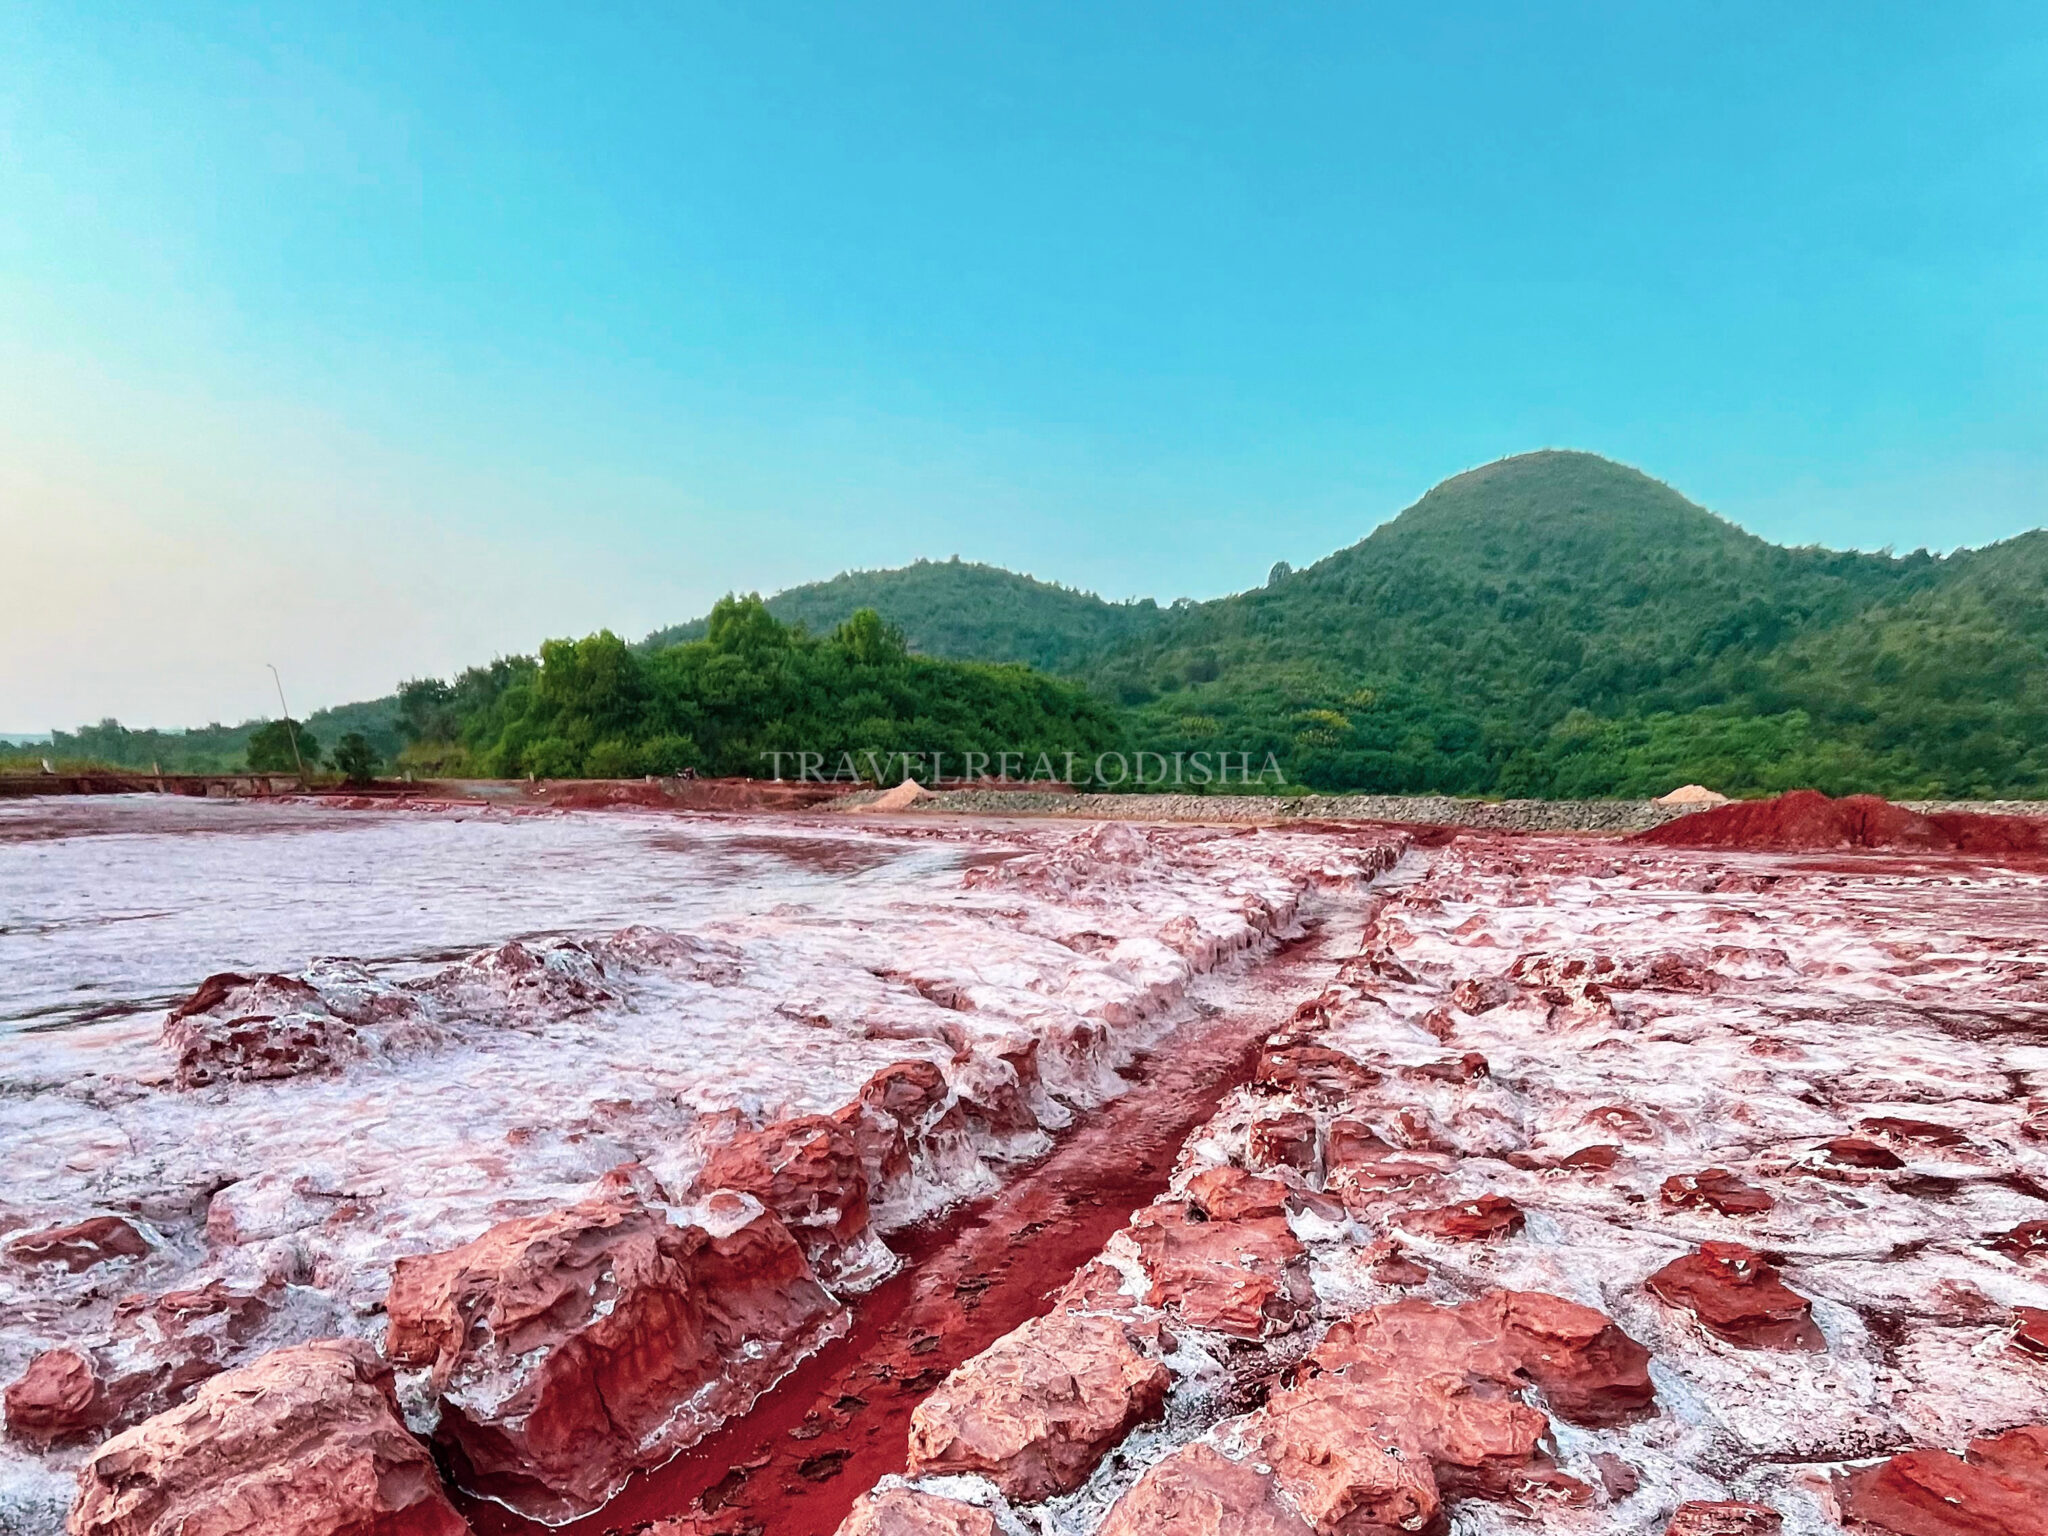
[463,918,1362,1536]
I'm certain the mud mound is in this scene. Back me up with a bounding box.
[1633,789,2048,855]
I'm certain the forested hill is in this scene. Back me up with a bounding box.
[1088,451,2047,798]
[34,451,2046,797]
[641,558,1165,672]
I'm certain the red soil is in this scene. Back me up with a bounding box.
[1633,790,2048,855]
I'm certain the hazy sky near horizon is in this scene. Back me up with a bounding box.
[4,2,2046,732]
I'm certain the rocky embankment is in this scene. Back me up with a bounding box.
[826,830,2048,1536]
[0,814,1405,1534]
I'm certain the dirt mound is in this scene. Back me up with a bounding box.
[1633,790,2048,855]
[1656,784,1729,806]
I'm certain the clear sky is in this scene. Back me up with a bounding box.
[4,2,2045,731]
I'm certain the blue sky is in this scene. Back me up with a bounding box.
[4,1,2045,729]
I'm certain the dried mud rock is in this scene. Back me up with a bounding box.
[384,1181,843,1521]
[835,1485,1002,1536]
[906,1311,1170,1501]
[1661,1169,1775,1217]
[1247,1112,1321,1174]
[1396,1193,1526,1242]
[1254,1043,1382,1104]
[161,973,358,1087]
[63,1281,287,1441]
[1096,1442,1313,1536]
[1665,1501,1784,1536]
[1182,1165,1291,1222]
[2013,1308,2048,1360]
[699,1114,874,1273]
[1317,1292,1655,1430]
[5,1349,102,1447]
[1252,1375,1449,1532]
[5,1216,152,1272]
[1839,1424,2048,1536]
[1990,1218,2048,1260]
[1125,1199,1313,1336]
[1646,1241,1824,1351]
[67,1337,469,1536]
[1489,1290,1657,1426]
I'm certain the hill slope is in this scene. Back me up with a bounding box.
[642,558,1165,672]
[1087,451,2042,797]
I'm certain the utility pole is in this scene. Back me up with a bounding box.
[267,664,309,788]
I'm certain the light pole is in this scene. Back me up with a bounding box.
[267,664,308,788]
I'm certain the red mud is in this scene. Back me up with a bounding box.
[462,924,1352,1536]
[1633,789,2048,855]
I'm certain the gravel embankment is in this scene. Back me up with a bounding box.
[835,789,2048,833]
[835,789,1696,832]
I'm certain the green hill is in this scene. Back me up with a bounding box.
[51,451,2044,798]
[642,557,1165,672]
[1086,451,2043,798]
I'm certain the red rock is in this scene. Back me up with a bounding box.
[1247,1112,1321,1175]
[385,1182,844,1521]
[1332,1159,1451,1213]
[1665,1500,1783,1535]
[1273,1295,1604,1524]
[1410,1051,1490,1082]
[1559,1144,1622,1170]
[1096,1442,1312,1536]
[700,1115,873,1272]
[1662,1169,1775,1216]
[1367,1242,1430,1286]
[1582,1104,1658,1141]
[835,1485,1000,1535]
[161,973,355,1088]
[1990,1218,2048,1260]
[1126,1201,1313,1336]
[5,1215,152,1272]
[1646,1242,1823,1351]
[1451,977,1519,1014]
[1251,1374,1446,1532]
[1592,1452,1639,1498]
[1491,1290,1656,1426]
[1859,1117,1967,1148]
[832,1059,965,1195]
[1058,1257,1138,1314]
[906,1311,1169,1501]
[86,1281,280,1435]
[5,1348,102,1446]
[1182,1165,1291,1221]
[2012,1307,2048,1360]
[1326,1117,1395,1168]
[1255,1044,1382,1103]
[1817,1137,1905,1171]
[1397,1194,1525,1242]
[1317,1292,1655,1431]
[67,1338,469,1536]
[1838,1424,2048,1536]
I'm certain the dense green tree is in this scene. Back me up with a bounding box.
[331,732,378,785]
[246,720,319,773]
[405,600,1120,781]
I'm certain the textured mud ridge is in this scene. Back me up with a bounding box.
[829,834,2048,1536]
[464,917,1365,1536]
[0,802,1406,1534]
